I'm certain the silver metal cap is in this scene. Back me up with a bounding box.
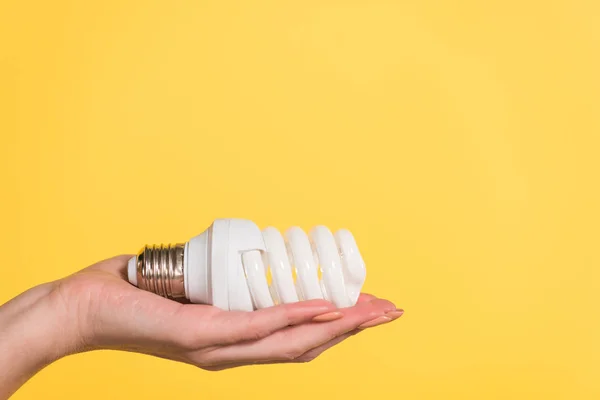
[135,243,186,299]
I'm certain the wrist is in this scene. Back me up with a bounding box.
[0,283,84,398]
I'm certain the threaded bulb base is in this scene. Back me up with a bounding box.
[135,243,186,299]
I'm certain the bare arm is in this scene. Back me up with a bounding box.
[0,283,78,398]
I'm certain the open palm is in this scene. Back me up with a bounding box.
[49,255,402,370]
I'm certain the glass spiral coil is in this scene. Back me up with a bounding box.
[242,226,366,309]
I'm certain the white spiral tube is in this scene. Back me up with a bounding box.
[243,226,366,309]
[128,219,367,311]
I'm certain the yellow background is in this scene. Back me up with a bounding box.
[1,0,599,398]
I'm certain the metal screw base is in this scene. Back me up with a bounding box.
[135,243,186,299]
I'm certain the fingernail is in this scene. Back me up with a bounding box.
[386,309,404,319]
[357,316,392,329]
[312,311,344,322]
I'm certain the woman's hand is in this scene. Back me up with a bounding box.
[0,255,403,398]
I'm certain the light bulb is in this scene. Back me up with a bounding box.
[127,219,366,311]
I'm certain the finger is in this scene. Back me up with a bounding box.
[200,330,360,371]
[187,298,381,369]
[357,293,377,303]
[173,299,337,348]
[92,291,328,350]
[293,329,360,362]
[198,298,395,365]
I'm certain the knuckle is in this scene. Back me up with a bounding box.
[365,307,384,320]
[189,353,217,369]
[280,346,305,362]
[221,313,268,344]
[244,314,272,341]
[279,306,293,326]
[243,329,265,342]
[280,351,298,362]
[323,329,338,343]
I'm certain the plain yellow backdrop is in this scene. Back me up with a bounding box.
[1,0,599,398]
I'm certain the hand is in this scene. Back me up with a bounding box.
[0,255,403,398]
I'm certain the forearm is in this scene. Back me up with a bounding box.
[0,284,75,399]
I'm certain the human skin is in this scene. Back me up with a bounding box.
[0,255,403,399]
